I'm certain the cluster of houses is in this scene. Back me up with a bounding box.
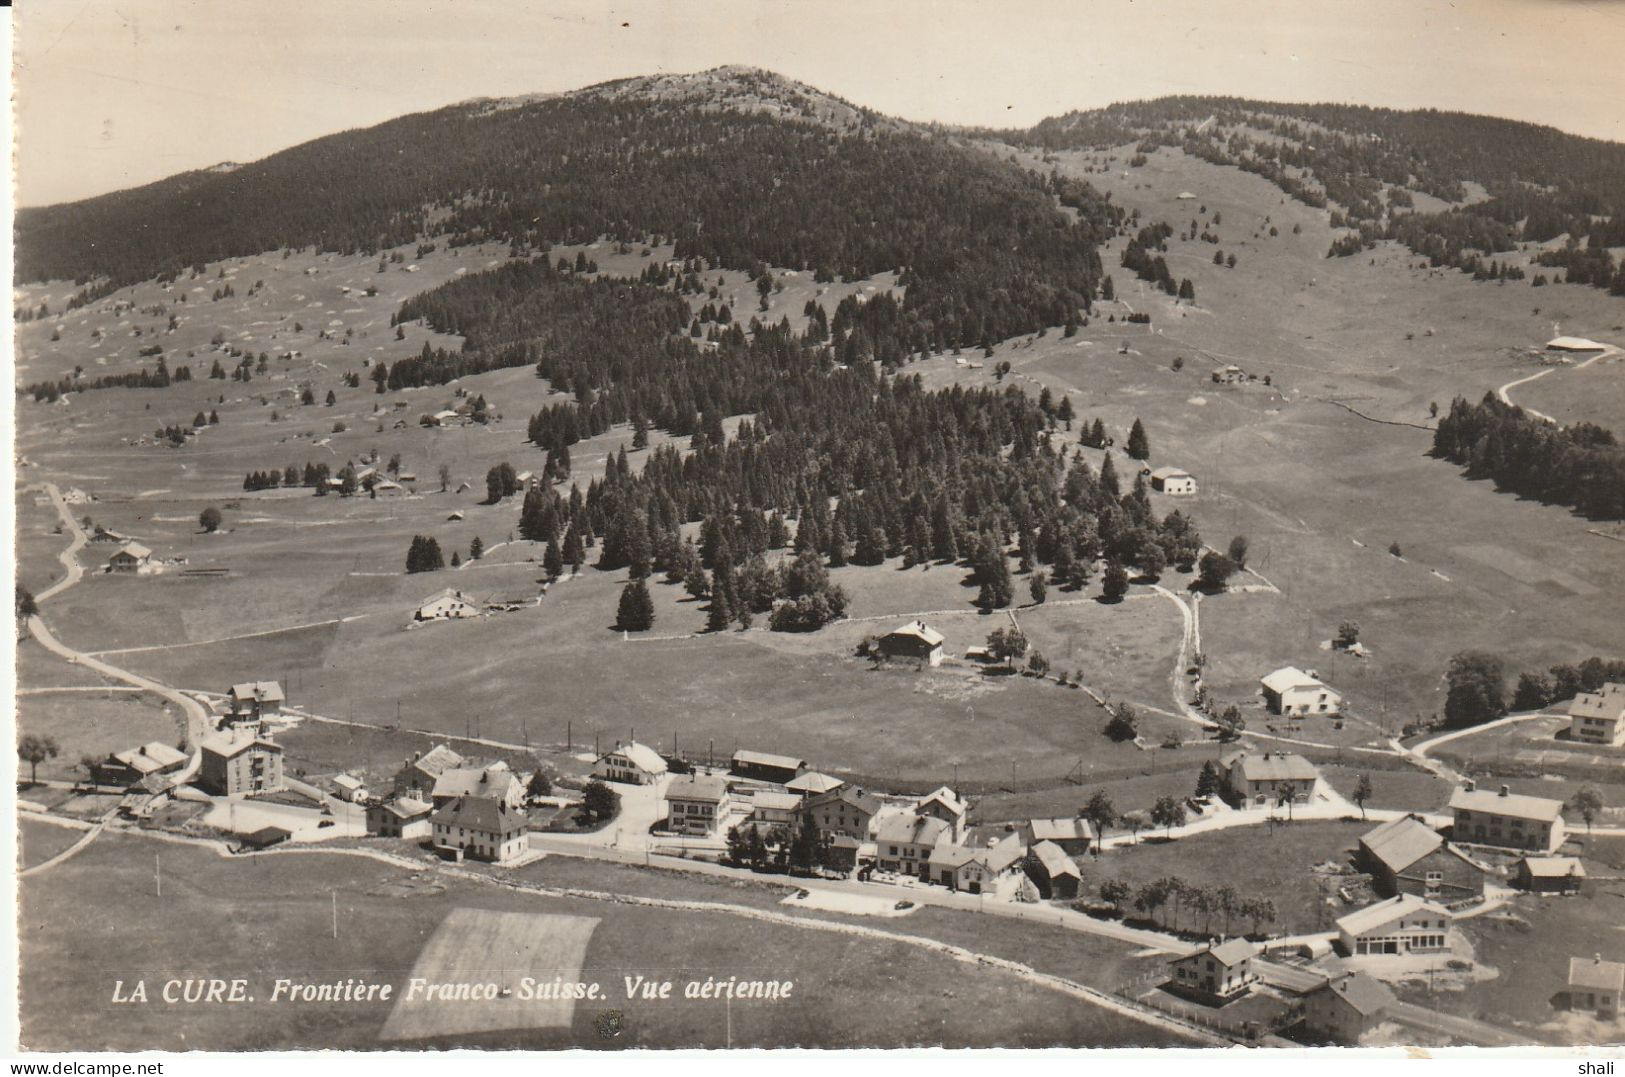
[360,745,533,864]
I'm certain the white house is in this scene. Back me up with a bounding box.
[594,741,668,785]
[1260,666,1342,716]
[1149,467,1197,495]
[225,680,285,724]
[1336,894,1453,957]
[332,773,367,803]
[1568,955,1624,1016]
[431,796,528,864]
[915,786,970,841]
[1568,683,1625,747]
[874,814,951,877]
[108,542,152,573]
[430,762,525,809]
[416,589,478,621]
[366,796,433,839]
[1449,782,1566,853]
[664,773,732,836]
[1220,749,1320,806]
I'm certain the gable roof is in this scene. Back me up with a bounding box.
[1149,466,1191,481]
[1260,666,1324,694]
[1448,785,1564,823]
[666,773,728,803]
[113,542,152,560]
[1360,815,1443,874]
[411,744,467,778]
[419,588,471,608]
[1569,956,1625,993]
[432,795,528,836]
[432,764,522,803]
[1314,973,1395,1017]
[1336,894,1450,937]
[1230,751,1319,783]
[1571,684,1625,722]
[332,773,365,792]
[199,727,282,760]
[882,620,944,646]
[1521,856,1587,878]
[807,785,880,815]
[731,748,806,772]
[229,681,285,704]
[601,741,667,774]
[917,786,968,818]
[111,741,188,774]
[1030,840,1081,879]
[1029,817,1095,843]
[785,771,844,795]
[1177,938,1257,968]
[748,790,804,812]
[377,796,432,819]
[874,813,951,847]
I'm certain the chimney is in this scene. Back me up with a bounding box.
[1463,779,1475,793]
[1499,784,1510,797]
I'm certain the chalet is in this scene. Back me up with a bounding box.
[197,727,285,796]
[427,409,460,427]
[1213,365,1247,384]
[108,542,151,573]
[1024,817,1094,856]
[1514,856,1587,894]
[1300,973,1396,1045]
[877,620,945,667]
[1357,814,1485,902]
[664,773,733,836]
[1449,782,1566,853]
[785,771,844,797]
[806,785,881,842]
[416,588,478,621]
[748,790,804,828]
[1024,839,1082,899]
[225,680,285,724]
[594,741,668,785]
[397,744,466,799]
[94,741,189,787]
[1568,683,1625,747]
[1567,955,1623,1016]
[431,796,529,864]
[1219,750,1319,806]
[730,749,807,785]
[331,773,367,803]
[1168,939,1259,1005]
[431,763,525,809]
[874,813,951,878]
[366,796,433,840]
[915,786,970,841]
[1149,467,1197,496]
[1336,894,1452,957]
[1260,666,1342,716]
[929,833,1026,894]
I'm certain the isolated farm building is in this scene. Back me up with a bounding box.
[1024,839,1083,899]
[1176,191,1198,200]
[664,773,733,836]
[785,771,844,797]
[1514,856,1586,894]
[1219,750,1319,806]
[1149,467,1197,495]
[366,795,433,840]
[196,727,285,796]
[1023,817,1094,856]
[1300,972,1396,1045]
[1259,666,1342,716]
[397,471,418,483]
[1335,894,1452,957]
[431,796,528,864]
[426,409,460,427]
[225,680,285,724]
[1546,336,1606,353]
[747,790,804,828]
[877,620,945,667]
[1568,683,1625,747]
[331,772,367,803]
[1167,938,1258,1005]
[397,744,467,799]
[239,826,293,851]
[1567,955,1624,1016]
[94,741,189,787]
[915,786,970,841]
[108,542,151,573]
[431,762,524,809]
[1357,814,1486,902]
[416,588,478,621]
[1213,365,1247,384]
[874,813,951,878]
[730,749,806,785]
[594,740,668,785]
[1448,782,1566,853]
[805,785,881,842]
[929,832,1026,895]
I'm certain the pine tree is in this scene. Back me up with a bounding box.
[544,536,563,580]
[469,536,484,560]
[616,579,655,631]
[1102,559,1129,601]
[1126,418,1151,461]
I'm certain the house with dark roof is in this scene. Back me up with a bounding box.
[1300,973,1395,1044]
[225,681,285,724]
[1449,782,1566,853]
[366,796,433,840]
[1357,814,1486,902]
[1168,939,1259,1005]
[806,785,881,842]
[431,796,529,864]
[1024,839,1082,899]
[1220,750,1320,807]
[1514,856,1586,894]
[1567,955,1624,1016]
[729,749,806,785]
[197,728,284,796]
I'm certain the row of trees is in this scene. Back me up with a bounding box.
[1099,876,1278,936]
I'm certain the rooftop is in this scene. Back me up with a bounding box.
[1521,856,1586,878]
[1449,784,1564,823]
[1359,814,1443,874]
[1030,839,1081,878]
[229,680,285,703]
[785,771,843,795]
[874,813,951,847]
[1571,684,1625,722]
[666,773,729,803]
[601,740,667,774]
[1029,817,1095,843]
[882,620,944,646]
[731,748,807,772]
[1569,956,1625,993]
[433,795,528,836]
[1260,666,1326,694]
[1228,751,1320,784]
[1336,894,1450,937]
[1314,972,1395,1017]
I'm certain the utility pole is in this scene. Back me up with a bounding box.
[331,890,338,939]
[155,852,161,897]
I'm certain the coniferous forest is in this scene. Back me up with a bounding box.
[1432,394,1625,520]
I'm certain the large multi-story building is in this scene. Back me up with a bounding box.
[1448,782,1566,853]
[196,727,285,796]
[1568,683,1625,747]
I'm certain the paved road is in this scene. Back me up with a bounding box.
[1388,999,1537,1047]
[32,483,90,602]
[28,614,211,746]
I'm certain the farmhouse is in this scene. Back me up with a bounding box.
[331,773,367,803]
[664,773,732,836]
[431,763,524,809]
[806,785,881,841]
[1514,856,1586,894]
[225,680,285,724]
[785,771,844,797]
[1167,939,1259,1005]
[1568,682,1625,747]
[1213,365,1247,384]
[1300,973,1396,1045]
[1448,782,1566,853]
[1149,467,1197,495]
[1219,750,1320,806]
[397,744,466,799]
[366,796,433,840]
[874,813,951,878]
[1260,667,1342,716]
[916,786,970,841]
[876,620,945,667]
[1024,839,1083,899]
[595,741,668,785]
[431,796,529,864]
[1336,894,1452,957]
[730,749,807,784]
[416,588,478,621]
[108,542,151,573]
[1567,955,1624,1016]
[928,833,1026,894]
[1546,336,1607,353]
[1357,814,1485,902]
[196,727,285,796]
[1023,817,1094,856]
[94,741,189,787]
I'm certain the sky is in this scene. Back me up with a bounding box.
[12,0,1625,207]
